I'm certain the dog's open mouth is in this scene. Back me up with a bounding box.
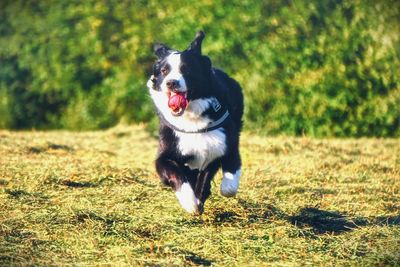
[167,91,188,116]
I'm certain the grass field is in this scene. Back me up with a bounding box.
[0,125,399,266]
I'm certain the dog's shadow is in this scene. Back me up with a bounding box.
[213,199,400,235]
[287,207,400,234]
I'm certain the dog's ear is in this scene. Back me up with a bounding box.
[188,31,205,55]
[153,43,172,58]
[201,55,212,72]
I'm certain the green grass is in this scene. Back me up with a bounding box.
[0,125,399,266]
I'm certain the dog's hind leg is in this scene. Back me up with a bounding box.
[220,147,241,197]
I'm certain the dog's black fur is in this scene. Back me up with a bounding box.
[147,31,243,214]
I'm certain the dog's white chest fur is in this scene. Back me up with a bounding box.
[176,129,226,170]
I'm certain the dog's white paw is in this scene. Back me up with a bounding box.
[175,182,200,213]
[220,170,241,197]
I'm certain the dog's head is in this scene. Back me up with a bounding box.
[147,31,213,116]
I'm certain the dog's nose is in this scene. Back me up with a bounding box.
[166,79,179,90]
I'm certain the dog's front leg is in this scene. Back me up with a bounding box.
[155,155,201,214]
[220,147,241,197]
[194,160,221,214]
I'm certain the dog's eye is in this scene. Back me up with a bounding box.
[161,67,168,75]
[180,64,189,74]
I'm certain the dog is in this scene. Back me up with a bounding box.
[147,31,243,214]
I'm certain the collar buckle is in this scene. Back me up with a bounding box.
[212,98,221,112]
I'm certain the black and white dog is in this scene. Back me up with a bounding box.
[147,31,243,214]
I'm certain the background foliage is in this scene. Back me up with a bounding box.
[0,0,399,136]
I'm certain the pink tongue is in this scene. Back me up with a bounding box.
[168,93,188,112]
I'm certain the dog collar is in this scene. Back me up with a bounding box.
[158,99,230,134]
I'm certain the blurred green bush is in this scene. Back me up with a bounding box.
[0,0,399,136]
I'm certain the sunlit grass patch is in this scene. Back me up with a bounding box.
[0,126,399,265]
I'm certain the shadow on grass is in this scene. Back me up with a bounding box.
[156,247,212,266]
[289,207,400,234]
[42,168,156,189]
[4,189,50,204]
[288,207,365,234]
[179,249,213,266]
[62,180,97,188]
[211,199,400,235]
[28,143,75,154]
